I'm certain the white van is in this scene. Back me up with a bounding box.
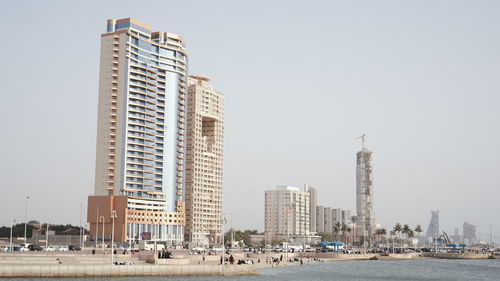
[139,241,165,251]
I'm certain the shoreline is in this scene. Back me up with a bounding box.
[0,252,495,278]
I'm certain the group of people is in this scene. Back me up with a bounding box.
[157,249,172,259]
[112,261,134,265]
[91,249,127,255]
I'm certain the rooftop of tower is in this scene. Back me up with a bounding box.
[106,17,186,44]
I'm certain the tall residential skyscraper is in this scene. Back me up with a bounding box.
[87,18,188,245]
[265,186,310,237]
[305,184,317,233]
[184,76,224,246]
[356,135,375,238]
[426,210,440,239]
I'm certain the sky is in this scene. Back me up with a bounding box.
[1,0,499,242]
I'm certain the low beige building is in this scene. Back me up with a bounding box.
[264,186,310,238]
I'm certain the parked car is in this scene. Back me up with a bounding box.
[28,245,43,251]
[0,246,9,252]
[56,246,69,252]
[192,246,205,252]
[44,246,55,252]
[68,245,81,251]
[20,246,30,252]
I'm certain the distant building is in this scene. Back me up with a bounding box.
[332,208,342,227]
[426,210,440,239]
[305,184,317,233]
[316,206,352,235]
[356,140,375,238]
[451,227,461,243]
[341,210,352,226]
[265,186,310,237]
[463,222,477,244]
[316,206,325,233]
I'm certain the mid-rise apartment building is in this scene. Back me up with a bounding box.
[264,186,310,237]
[305,184,317,233]
[317,206,352,234]
[184,76,224,246]
[87,18,188,245]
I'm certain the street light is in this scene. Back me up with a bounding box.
[110,210,117,264]
[220,214,228,275]
[10,217,15,252]
[24,196,30,243]
[95,206,100,249]
[99,216,105,252]
[45,222,50,249]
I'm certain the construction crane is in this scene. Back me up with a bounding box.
[356,134,366,149]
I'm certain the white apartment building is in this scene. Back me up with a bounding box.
[265,186,310,238]
[305,184,317,233]
[185,76,224,246]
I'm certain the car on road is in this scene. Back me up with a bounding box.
[28,245,43,251]
[44,246,55,252]
[68,245,81,251]
[56,246,69,252]
[211,246,223,252]
[192,246,205,252]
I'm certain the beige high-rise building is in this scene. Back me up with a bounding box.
[184,76,224,246]
[87,18,188,245]
[264,186,310,238]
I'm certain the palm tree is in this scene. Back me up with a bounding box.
[393,223,402,247]
[402,224,411,247]
[375,228,387,245]
[407,230,415,247]
[414,225,423,247]
[334,222,341,241]
[345,226,352,246]
[340,224,347,243]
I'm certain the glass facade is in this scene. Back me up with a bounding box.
[105,21,187,206]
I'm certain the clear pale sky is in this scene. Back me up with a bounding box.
[1,0,499,242]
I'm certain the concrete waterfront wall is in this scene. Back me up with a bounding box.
[422,253,491,259]
[295,252,376,260]
[0,264,258,278]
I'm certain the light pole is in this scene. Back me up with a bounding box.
[10,217,15,252]
[99,216,105,252]
[230,213,234,249]
[45,222,50,249]
[24,196,30,243]
[153,219,158,256]
[95,206,99,249]
[221,214,228,275]
[79,203,83,249]
[110,210,117,264]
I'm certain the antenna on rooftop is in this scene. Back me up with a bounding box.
[356,134,366,149]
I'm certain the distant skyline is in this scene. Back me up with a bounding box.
[1,0,499,243]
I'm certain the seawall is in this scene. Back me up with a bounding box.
[0,264,257,278]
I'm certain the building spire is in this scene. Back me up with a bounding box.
[356,134,366,149]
